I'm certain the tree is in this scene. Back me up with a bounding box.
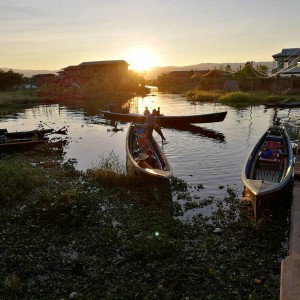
[234,62,256,80]
[0,69,24,91]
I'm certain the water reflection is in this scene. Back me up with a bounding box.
[165,123,225,142]
[0,92,299,214]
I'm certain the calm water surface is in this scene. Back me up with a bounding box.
[1,88,299,216]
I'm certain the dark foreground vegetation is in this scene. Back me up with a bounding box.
[0,144,289,299]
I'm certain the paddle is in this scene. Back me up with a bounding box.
[39,121,68,135]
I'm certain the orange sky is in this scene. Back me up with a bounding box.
[1,0,299,71]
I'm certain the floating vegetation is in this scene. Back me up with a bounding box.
[0,151,289,299]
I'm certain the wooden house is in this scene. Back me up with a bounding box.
[59,60,130,90]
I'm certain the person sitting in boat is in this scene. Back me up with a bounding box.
[145,109,166,142]
[156,107,162,116]
[143,106,150,116]
[135,153,152,169]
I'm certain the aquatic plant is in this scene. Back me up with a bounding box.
[0,155,47,204]
[0,151,289,299]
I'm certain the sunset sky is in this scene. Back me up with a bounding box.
[1,0,300,71]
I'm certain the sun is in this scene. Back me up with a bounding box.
[125,48,158,72]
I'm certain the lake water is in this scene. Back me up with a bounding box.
[1,88,299,216]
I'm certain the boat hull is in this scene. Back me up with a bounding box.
[126,123,172,179]
[100,110,227,126]
[0,139,46,152]
[0,128,54,139]
[241,126,294,218]
[242,182,292,219]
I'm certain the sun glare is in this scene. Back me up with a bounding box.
[125,48,158,72]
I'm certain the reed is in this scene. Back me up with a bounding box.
[87,151,134,187]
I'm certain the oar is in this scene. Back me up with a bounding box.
[39,121,68,135]
[53,126,68,135]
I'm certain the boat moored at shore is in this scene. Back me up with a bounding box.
[241,126,294,218]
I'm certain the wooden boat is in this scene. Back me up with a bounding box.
[126,123,172,179]
[265,99,300,108]
[0,128,54,139]
[241,126,294,219]
[99,110,227,126]
[0,137,47,152]
[0,126,67,139]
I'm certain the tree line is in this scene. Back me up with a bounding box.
[0,69,25,91]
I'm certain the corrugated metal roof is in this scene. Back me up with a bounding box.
[273,48,300,58]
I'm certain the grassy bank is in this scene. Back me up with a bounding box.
[0,90,43,106]
[186,90,300,107]
[0,146,289,299]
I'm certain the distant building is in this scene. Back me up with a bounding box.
[167,70,208,78]
[58,60,130,89]
[272,48,300,76]
[31,73,56,86]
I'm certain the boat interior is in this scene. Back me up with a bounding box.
[130,124,167,171]
[251,134,287,183]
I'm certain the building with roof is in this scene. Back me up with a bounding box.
[272,48,300,76]
[58,60,130,91]
[31,73,57,86]
[78,60,129,83]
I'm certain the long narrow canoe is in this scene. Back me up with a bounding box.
[100,110,227,126]
[126,123,172,179]
[0,138,46,152]
[0,128,54,139]
[0,127,68,139]
[241,126,294,219]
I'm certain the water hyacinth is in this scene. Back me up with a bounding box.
[0,150,289,299]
